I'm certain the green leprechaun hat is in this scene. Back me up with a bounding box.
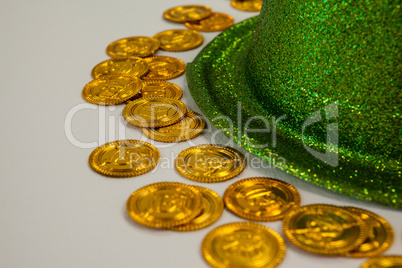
[187,0,401,208]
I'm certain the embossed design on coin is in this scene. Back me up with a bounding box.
[282,204,369,255]
[185,13,234,32]
[82,75,143,105]
[122,97,187,127]
[163,5,212,23]
[171,186,223,231]
[202,222,286,268]
[360,255,402,268]
[91,57,149,79]
[154,29,203,52]
[343,207,394,258]
[142,56,186,80]
[106,36,160,58]
[224,177,301,221]
[142,110,205,142]
[231,0,263,12]
[175,144,246,183]
[141,80,183,99]
[126,182,203,228]
[88,140,160,177]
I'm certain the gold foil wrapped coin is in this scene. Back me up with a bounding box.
[282,204,369,255]
[202,222,286,268]
[82,75,143,105]
[88,139,160,177]
[224,177,301,221]
[122,97,187,127]
[231,0,263,12]
[154,29,203,52]
[360,256,402,268]
[171,186,223,231]
[175,144,246,183]
[343,207,394,258]
[126,182,203,228]
[142,110,205,142]
[91,57,149,79]
[141,80,183,99]
[106,36,160,58]
[142,56,186,80]
[185,13,234,32]
[163,5,212,23]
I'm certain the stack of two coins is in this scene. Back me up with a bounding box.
[164,5,234,32]
[122,96,205,143]
[281,204,400,267]
[282,204,395,258]
[126,182,223,231]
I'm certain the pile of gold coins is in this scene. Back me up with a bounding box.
[81,4,401,268]
[201,177,397,267]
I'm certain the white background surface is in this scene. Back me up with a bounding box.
[0,0,400,267]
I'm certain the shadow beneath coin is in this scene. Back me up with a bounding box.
[283,240,349,261]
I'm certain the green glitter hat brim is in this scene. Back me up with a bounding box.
[186,16,401,208]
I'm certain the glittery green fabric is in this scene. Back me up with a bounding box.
[187,0,401,208]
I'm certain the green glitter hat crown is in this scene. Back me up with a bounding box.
[187,0,401,208]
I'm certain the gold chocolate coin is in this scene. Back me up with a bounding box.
[185,13,234,32]
[282,204,369,255]
[163,5,212,23]
[126,182,203,228]
[202,222,286,268]
[224,177,301,221]
[171,186,223,231]
[142,56,186,80]
[154,29,203,52]
[142,110,205,142]
[343,206,394,258]
[88,139,160,177]
[82,75,143,105]
[175,144,246,183]
[91,57,149,79]
[106,36,160,58]
[231,0,263,12]
[361,256,402,268]
[122,97,187,127]
[141,80,183,99]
